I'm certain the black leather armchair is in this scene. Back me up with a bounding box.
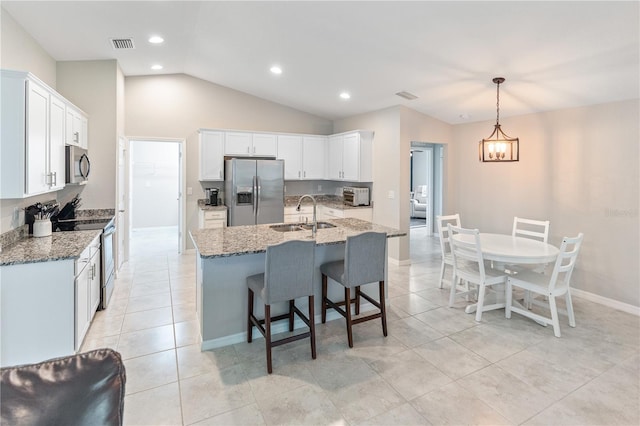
[1,348,126,426]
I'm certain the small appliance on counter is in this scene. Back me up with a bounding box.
[205,188,219,206]
[343,186,370,206]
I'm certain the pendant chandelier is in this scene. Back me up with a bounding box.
[478,77,519,162]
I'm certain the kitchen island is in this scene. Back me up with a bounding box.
[190,218,405,349]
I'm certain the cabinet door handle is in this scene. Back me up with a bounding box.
[74,131,79,143]
[247,147,250,154]
[219,170,222,178]
[52,171,57,186]
[253,146,256,154]
[303,171,306,178]
[298,171,301,178]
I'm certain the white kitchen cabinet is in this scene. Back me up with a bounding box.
[325,131,373,182]
[199,130,225,181]
[0,234,101,366]
[66,105,88,149]
[49,95,67,191]
[198,209,227,228]
[278,135,326,180]
[225,132,277,157]
[89,240,101,315]
[277,135,303,179]
[75,235,100,351]
[252,133,278,156]
[319,205,373,222]
[302,136,326,179]
[75,256,91,352]
[1,70,72,198]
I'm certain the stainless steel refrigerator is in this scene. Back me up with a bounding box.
[224,158,284,226]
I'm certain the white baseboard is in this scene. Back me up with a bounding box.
[200,302,376,350]
[572,288,640,316]
[389,257,411,266]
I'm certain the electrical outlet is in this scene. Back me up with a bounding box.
[12,207,20,226]
[187,187,193,195]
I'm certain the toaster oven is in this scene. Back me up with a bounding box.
[343,187,370,206]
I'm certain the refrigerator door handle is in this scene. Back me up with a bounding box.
[256,176,261,218]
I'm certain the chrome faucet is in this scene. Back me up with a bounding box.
[296,194,317,237]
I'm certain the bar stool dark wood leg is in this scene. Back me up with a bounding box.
[355,286,361,315]
[379,280,388,336]
[309,295,316,359]
[321,274,328,323]
[345,287,354,348]
[265,304,272,374]
[247,289,254,343]
[288,300,295,332]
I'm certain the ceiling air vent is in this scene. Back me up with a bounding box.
[395,91,418,100]
[110,38,135,49]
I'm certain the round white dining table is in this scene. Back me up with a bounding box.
[451,233,559,265]
[450,233,559,316]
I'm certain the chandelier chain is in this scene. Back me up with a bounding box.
[496,80,500,125]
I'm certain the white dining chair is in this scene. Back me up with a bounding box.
[447,225,508,322]
[436,214,461,289]
[511,216,551,306]
[512,217,550,242]
[505,233,584,337]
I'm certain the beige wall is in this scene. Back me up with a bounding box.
[0,7,59,233]
[125,73,333,247]
[0,8,56,87]
[56,60,119,210]
[334,106,452,262]
[453,99,640,307]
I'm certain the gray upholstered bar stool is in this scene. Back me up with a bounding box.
[247,239,316,374]
[320,231,387,348]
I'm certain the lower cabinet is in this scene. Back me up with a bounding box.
[0,235,100,367]
[199,209,227,229]
[319,205,373,222]
[75,236,100,351]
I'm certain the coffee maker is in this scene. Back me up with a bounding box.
[205,188,219,206]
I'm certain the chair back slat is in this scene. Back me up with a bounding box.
[512,216,550,243]
[548,233,584,292]
[344,231,386,287]
[436,214,461,258]
[448,224,487,280]
[264,239,315,303]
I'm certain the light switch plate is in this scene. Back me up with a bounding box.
[388,190,395,199]
[187,187,193,195]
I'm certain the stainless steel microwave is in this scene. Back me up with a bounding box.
[65,146,90,184]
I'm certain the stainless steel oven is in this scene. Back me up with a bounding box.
[54,216,116,309]
[100,218,116,309]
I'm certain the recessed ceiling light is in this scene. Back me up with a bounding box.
[270,66,282,75]
[339,92,351,100]
[151,64,163,70]
[149,36,164,44]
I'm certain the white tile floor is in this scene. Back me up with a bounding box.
[82,226,640,425]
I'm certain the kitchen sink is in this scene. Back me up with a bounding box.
[301,222,336,230]
[270,224,305,232]
[269,222,336,232]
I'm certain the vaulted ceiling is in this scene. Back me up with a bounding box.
[3,1,638,124]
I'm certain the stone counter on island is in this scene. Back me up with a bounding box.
[189,218,405,350]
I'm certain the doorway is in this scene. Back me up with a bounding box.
[410,142,443,235]
[127,138,186,254]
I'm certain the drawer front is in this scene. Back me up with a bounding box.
[203,220,225,229]
[203,211,226,220]
[322,207,344,218]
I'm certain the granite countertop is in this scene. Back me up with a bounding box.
[190,218,405,258]
[0,230,102,266]
[285,195,372,210]
[197,200,228,211]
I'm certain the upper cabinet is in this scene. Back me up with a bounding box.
[66,106,88,149]
[199,127,373,183]
[326,131,373,182]
[277,135,326,180]
[199,130,225,181]
[1,70,79,198]
[225,132,277,157]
